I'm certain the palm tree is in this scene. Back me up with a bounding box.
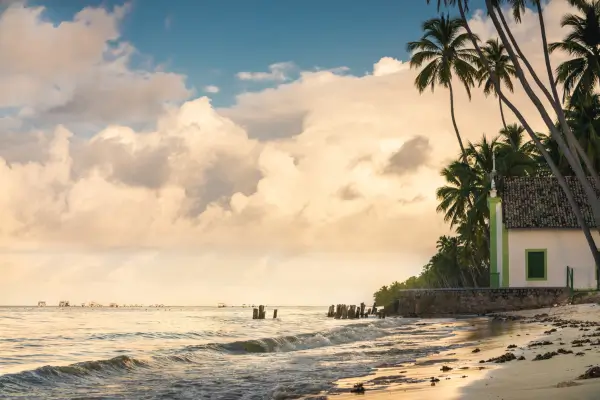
[425,0,600,286]
[407,15,479,163]
[564,93,600,173]
[549,0,600,105]
[436,161,480,228]
[496,124,539,177]
[540,94,600,175]
[475,39,517,130]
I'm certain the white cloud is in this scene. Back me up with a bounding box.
[204,85,220,94]
[372,57,410,77]
[0,1,579,304]
[236,61,296,82]
[0,3,190,129]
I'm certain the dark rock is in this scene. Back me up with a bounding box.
[533,351,558,361]
[486,353,517,363]
[472,348,481,353]
[529,340,553,347]
[517,356,526,360]
[578,366,600,380]
[440,366,452,372]
[507,344,517,349]
[350,383,365,394]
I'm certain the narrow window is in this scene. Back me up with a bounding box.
[526,249,547,281]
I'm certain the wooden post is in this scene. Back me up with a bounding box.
[259,305,266,319]
[367,308,371,316]
[341,304,348,319]
[360,302,365,318]
[371,303,376,314]
[273,309,278,319]
[253,308,259,319]
[355,306,360,319]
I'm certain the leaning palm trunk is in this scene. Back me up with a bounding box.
[495,1,600,190]
[497,85,517,148]
[448,81,469,163]
[535,1,600,185]
[498,93,507,130]
[456,0,600,289]
[485,0,600,232]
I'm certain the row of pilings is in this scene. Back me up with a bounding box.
[326,303,385,319]
[252,305,278,319]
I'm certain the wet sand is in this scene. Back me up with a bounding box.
[328,304,600,400]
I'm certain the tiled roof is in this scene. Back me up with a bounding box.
[501,176,600,229]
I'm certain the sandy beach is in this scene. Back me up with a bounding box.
[328,303,600,400]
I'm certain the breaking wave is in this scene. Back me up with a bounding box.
[0,318,455,397]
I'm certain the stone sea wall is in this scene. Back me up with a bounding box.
[385,288,570,317]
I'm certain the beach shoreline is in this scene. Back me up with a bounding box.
[324,303,600,400]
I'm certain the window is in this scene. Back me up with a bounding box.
[526,249,547,281]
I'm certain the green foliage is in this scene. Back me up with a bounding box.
[375,1,600,305]
[549,0,600,105]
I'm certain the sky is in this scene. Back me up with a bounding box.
[0,0,573,305]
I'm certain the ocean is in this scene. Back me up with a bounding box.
[0,306,483,399]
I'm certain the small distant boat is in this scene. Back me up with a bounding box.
[37,301,46,307]
[217,303,227,308]
[58,301,70,307]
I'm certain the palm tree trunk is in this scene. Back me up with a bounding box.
[485,1,600,231]
[534,0,600,187]
[497,86,516,148]
[499,94,507,130]
[495,2,600,190]
[448,82,468,164]
[457,0,600,290]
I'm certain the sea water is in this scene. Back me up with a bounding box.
[0,306,467,399]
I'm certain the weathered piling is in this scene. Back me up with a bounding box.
[273,309,278,319]
[327,305,335,317]
[252,305,268,319]
[259,305,266,319]
[328,303,372,319]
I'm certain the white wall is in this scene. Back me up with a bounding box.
[496,202,503,286]
[507,229,599,289]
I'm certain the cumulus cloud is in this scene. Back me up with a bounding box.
[0,3,190,130]
[372,57,410,77]
[236,61,296,82]
[204,85,220,94]
[0,0,579,304]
